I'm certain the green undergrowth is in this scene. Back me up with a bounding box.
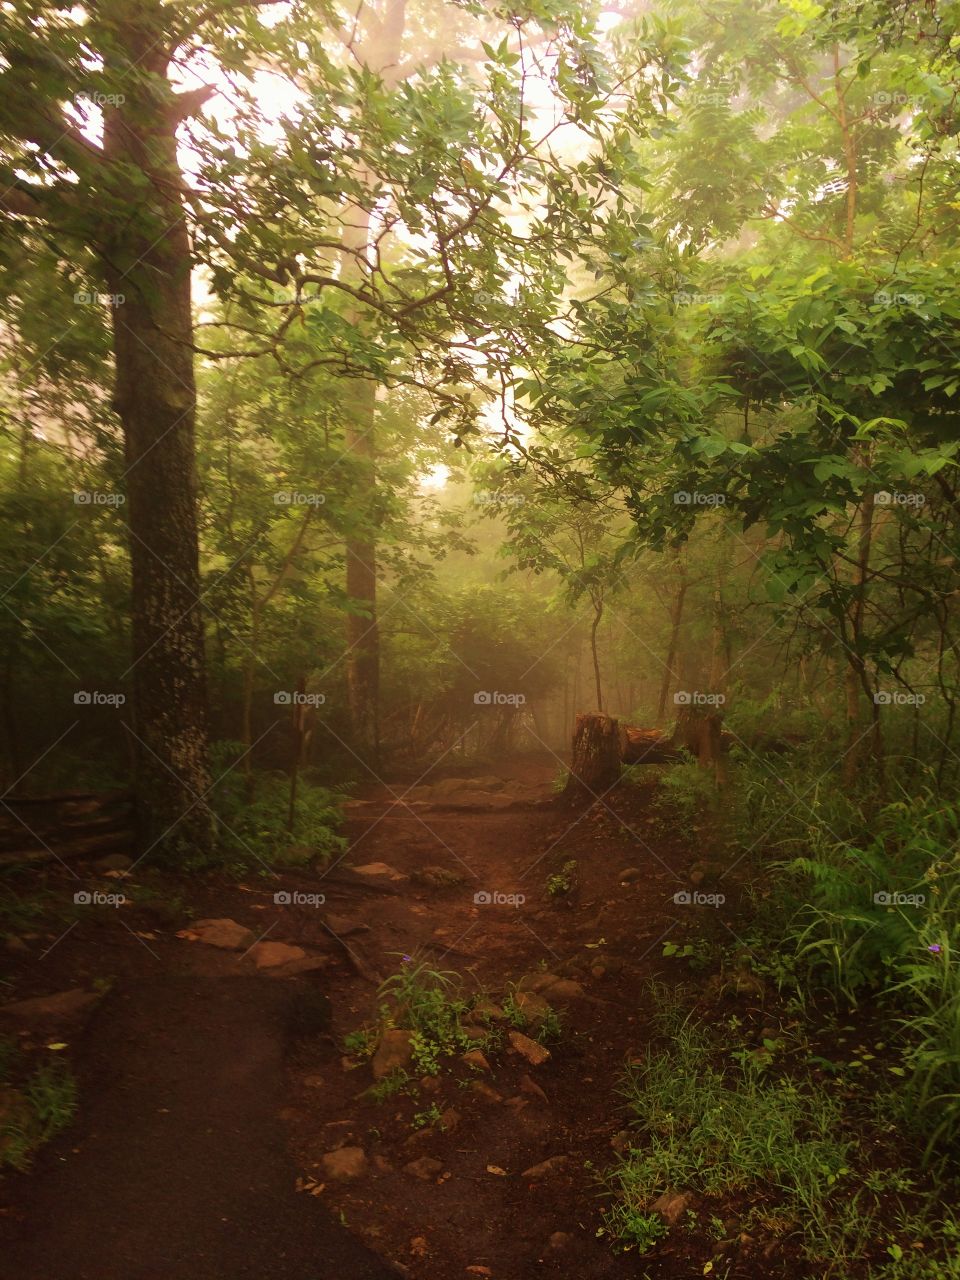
[203,741,348,871]
[601,1001,960,1277]
[0,1038,78,1171]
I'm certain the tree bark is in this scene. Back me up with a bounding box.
[656,571,687,725]
[563,712,622,803]
[101,2,212,857]
[335,0,407,767]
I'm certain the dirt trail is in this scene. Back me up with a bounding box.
[278,760,695,1278]
[0,974,396,1280]
[1,758,703,1279]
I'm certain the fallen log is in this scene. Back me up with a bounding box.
[621,727,684,765]
[0,827,134,869]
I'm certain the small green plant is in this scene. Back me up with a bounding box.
[366,1069,410,1103]
[546,859,578,897]
[598,1205,668,1254]
[376,953,471,1076]
[502,991,527,1029]
[343,1027,377,1059]
[0,1051,77,1170]
[411,1103,443,1130]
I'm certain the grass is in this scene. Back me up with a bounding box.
[0,1040,78,1171]
[602,1000,960,1276]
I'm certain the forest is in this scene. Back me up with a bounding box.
[1,0,960,1276]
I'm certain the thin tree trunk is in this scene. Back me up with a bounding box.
[841,483,877,788]
[590,593,604,712]
[657,576,688,724]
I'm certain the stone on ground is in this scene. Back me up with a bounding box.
[404,1156,443,1181]
[180,918,255,950]
[521,1154,570,1179]
[371,1029,414,1080]
[651,1190,695,1225]
[351,862,408,883]
[321,1146,368,1181]
[507,1031,550,1066]
[0,988,99,1024]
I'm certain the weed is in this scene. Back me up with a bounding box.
[365,1070,410,1103]
[377,953,471,1076]
[546,859,578,897]
[411,1104,443,1130]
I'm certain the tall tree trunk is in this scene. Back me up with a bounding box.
[101,5,212,857]
[656,573,688,725]
[334,1,407,766]
[841,482,877,788]
[590,592,604,712]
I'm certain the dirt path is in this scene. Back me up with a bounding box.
[277,760,699,1278]
[1,758,709,1279]
[0,973,397,1280]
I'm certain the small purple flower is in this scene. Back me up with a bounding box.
[401,953,413,964]
[928,944,942,954]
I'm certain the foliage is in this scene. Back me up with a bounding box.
[602,1010,960,1273]
[0,1045,77,1171]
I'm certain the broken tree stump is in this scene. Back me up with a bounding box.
[562,713,623,803]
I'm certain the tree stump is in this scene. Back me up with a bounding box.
[671,705,726,779]
[563,712,623,803]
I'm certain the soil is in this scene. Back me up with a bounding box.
[0,755,760,1279]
